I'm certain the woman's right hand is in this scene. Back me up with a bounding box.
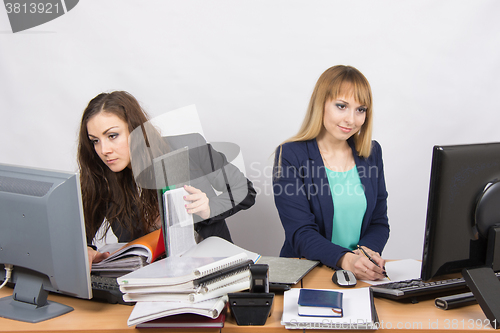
[183,185,211,220]
[87,247,110,271]
[337,250,386,281]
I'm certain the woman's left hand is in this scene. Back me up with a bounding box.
[183,185,211,220]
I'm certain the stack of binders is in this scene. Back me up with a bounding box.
[120,253,253,327]
[117,253,253,303]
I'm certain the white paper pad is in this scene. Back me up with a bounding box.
[362,259,422,285]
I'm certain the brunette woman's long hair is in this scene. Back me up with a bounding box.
[78,91,160,242]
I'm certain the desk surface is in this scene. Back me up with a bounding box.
[0,265,494,332]
[302,266,493,332]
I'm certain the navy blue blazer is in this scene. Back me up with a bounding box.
[273,138,389,269]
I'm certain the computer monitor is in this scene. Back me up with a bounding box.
[420,142,500,325]
[0,163,91,323]
[420,142,500,281]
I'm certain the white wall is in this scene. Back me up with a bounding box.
[1,0,499,260]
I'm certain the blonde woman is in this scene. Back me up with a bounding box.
[273,65,389,281]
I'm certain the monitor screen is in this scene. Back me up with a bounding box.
[0,163,91,323]
[420,142,500,281]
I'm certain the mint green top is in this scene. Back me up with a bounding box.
[325,166,367,251]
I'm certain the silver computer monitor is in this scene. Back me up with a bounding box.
[0,163,91,323]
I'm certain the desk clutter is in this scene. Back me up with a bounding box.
[123,257,276,327]
[119,240,256,327]
[109,236,282,328]
[86,234,322,328]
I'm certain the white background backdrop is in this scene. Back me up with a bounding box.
[1,0,499,260]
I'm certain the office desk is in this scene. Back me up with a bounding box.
[0,265,494,332]
[302,265,494,332]
[0,286,287,333]
[0,287,137,333]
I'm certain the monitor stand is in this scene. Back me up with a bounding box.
[462,226,500,330]
[0,272,73,323]
[462,267,500,329]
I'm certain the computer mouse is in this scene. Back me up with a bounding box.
[332,269,357,287]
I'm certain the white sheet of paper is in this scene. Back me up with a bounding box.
[362,259,422,285]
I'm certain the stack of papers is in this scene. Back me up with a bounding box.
[282,288,377,330]
[122,236,262,327]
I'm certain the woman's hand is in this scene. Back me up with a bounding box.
[87,246,110,271]
[183,185,211,220]
[337,247,387,281]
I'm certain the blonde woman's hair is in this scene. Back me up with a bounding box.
[275,65,373,177]
[291,65,373,154]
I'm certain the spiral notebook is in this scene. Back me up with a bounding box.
[123,277,250,303]
[117,252,249,287]
[119,258,253,294]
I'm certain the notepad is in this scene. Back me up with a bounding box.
[298,289,343,317]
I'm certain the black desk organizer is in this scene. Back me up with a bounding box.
[228,264,275,325]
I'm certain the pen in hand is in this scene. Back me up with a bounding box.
[356,245,391,280]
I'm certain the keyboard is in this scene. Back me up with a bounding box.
[370,277,468,302]
[371,271,500,302]
[90,275,134,306]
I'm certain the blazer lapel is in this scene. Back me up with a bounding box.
[307,139,334,240]
[350,140,374,235]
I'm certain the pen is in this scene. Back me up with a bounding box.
[356,245,390,280]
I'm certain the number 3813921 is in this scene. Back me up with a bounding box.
[5,3,60,14]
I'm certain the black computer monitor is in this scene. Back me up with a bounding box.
[0,163,91,323]
[420,142,500,325]
[420,142,500,281]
